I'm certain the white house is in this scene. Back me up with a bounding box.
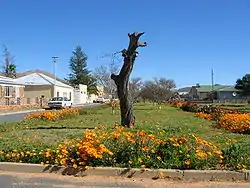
[15,72,74,105]
[73,84,88,104]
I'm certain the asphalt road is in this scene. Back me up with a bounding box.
[0,103,102,122]
[0,172,249,188]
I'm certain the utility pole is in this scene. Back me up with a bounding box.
[211,68,214,103]
[211,68,214,91]
[52,56,59,85]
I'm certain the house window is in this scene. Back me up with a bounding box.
[69,92,72,100]
[5,86,12,97]
[57,92,59,97]
[15,87,20,98]
[63,92,67,98]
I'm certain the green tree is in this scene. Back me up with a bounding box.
[235,74,250,95]
[2,45,17,78]
[66,45,97,94]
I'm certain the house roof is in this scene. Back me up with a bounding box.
[16,69,66,83]
[14,73,73,89]
[178,87,191,93]
[0,75,24,86]
[217,86,242,92]
[196,85,231,92]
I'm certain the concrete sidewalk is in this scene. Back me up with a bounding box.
[1,171,249,188]
[0,108,45,116]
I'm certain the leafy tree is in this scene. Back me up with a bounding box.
[66,45,97,94]
[2,45,17,78]
[235,74,250,95]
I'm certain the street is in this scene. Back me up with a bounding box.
[0,171,249,188]
[0,103,102,122]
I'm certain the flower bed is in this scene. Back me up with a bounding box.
[169,101,250,134]
[0,126,248,170]
[25,108,80,121]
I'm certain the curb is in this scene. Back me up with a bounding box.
[0,162,249,181]
[0,109,45,116]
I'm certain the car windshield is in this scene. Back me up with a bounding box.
[51,97,63,101]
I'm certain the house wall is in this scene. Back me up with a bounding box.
[187,87,199,99]
[217,91,244,100]
[23,85,52,105]
[88,94,98,103]
[0,85,25,105]
[73,84,88,104]
[53,86,74,101]
[199,92,210,99]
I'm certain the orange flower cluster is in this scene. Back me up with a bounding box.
[53,130,113,168]
[195,112,212,120]
[169,101,186,108]
[25,108,80,121]
[105,100,120,107]
[218,113,250,133]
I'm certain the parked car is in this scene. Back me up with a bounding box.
[94,97,110,103]
[47,97,72,109]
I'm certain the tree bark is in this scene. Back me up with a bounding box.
[111,32,147,127]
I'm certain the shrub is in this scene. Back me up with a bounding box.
[222,143,250,170]
[180,102,199,112]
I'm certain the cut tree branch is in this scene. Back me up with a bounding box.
[137,42,147,47]
[111,73,119,84]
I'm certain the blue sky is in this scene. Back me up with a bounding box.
[0,0,250,88]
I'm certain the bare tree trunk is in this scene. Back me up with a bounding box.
[111,32,147,127]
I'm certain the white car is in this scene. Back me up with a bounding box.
[48,97,72,109]
[95,97,110,103]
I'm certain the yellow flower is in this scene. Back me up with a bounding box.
[73,164,77,169]
[138,158,142,163]
[185,160,191,165]
[157,156,162,161]
[141,165,146,169]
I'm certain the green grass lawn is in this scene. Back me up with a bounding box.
[0,103,249,152]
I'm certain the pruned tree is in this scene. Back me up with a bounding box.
[111,32,147,127]
[66,45,98,94]
[2,45,17,78]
